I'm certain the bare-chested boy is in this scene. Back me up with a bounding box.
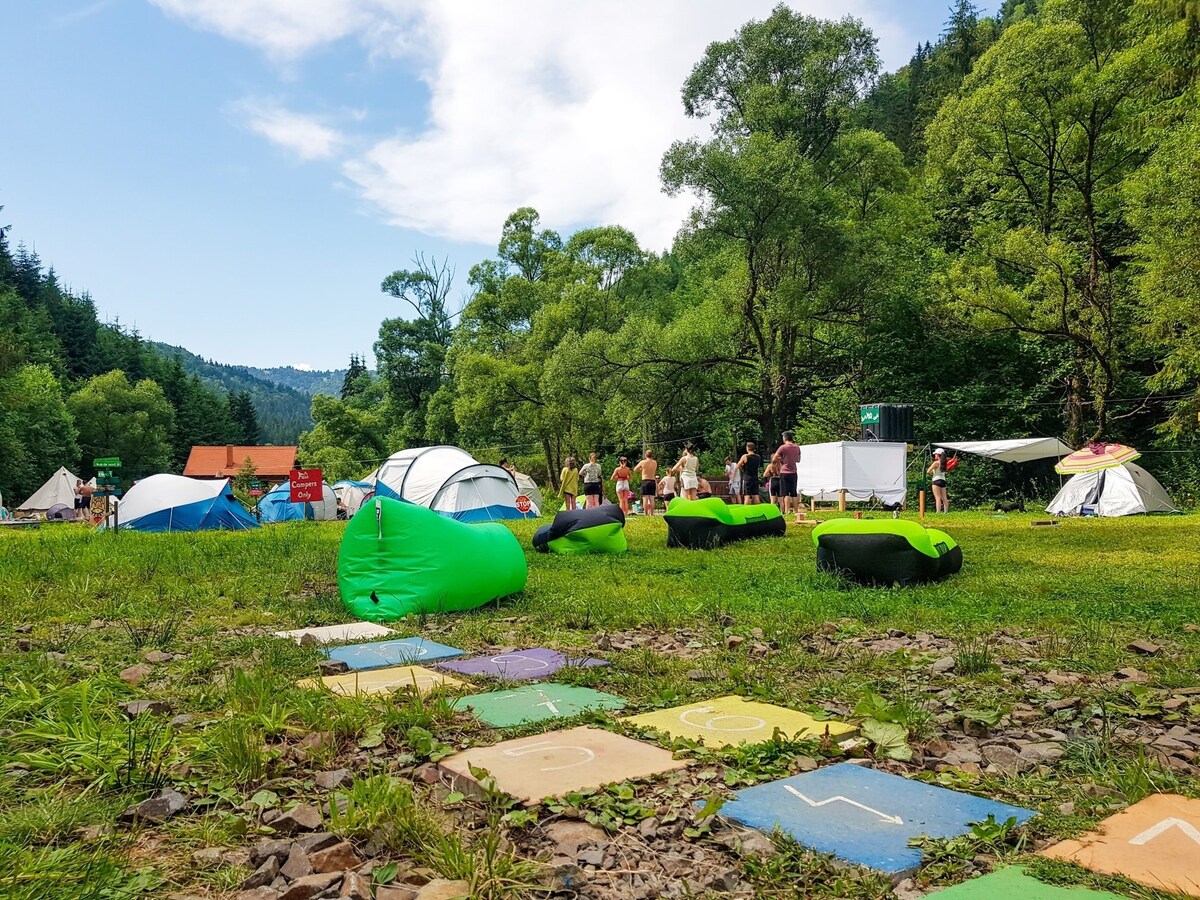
[632,449,659,516]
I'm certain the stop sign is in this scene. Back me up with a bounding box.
[514,494,533,514]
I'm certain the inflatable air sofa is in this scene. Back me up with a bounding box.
[812,518,962,586]
[339,497,528,620]
[533,503,627,554]
[665,497,786,549]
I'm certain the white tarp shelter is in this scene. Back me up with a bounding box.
[369,445,539,522]
[1047,462,1176,517]
[796,441,908,506]
[934,438,1074,463]
[17,466,95,514]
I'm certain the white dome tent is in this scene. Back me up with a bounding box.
[333,480,373,517]
[368,446,539,522]
[107,475,259,532]
[1047,462,1176,517]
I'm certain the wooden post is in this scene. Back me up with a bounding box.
[810,496,816,512]
[919,490,926,519]
[838,489,847,512]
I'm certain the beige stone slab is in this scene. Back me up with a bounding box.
[625,695,855,748]
[274,622,394,645]
[298,665,468,697]
[1040,793,1200,897]
[438,726,686,805]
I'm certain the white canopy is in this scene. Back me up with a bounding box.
[934,438,1074,464]
[795,441,908,505]
[1047,462,1176,517]
[17,466,95,513]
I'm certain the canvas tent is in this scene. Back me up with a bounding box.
[107,474,259,532]
[795,441,908,506]
[934,438,1074,464]
[512,471,544,514]
[17,466,95,515]
[258,480,338,523]
[368,446,539,522]
[333,480,373,517]
[1047,462,1176,517]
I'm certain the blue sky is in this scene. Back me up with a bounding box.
[1,1,992,370]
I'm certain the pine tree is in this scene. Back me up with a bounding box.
[341,354,368,399]
[228,391,261,444]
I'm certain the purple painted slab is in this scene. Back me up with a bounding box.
[437,648,608,680]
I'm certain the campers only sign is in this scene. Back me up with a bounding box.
[289,468,324,503]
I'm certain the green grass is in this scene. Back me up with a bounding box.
[1,511,1199,897]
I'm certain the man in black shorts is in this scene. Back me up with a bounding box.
[772,432,801,514]
[633,449,659,516]
[737,442,762,505]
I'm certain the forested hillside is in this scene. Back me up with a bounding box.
[0,237,265,505]
[299,0,1200,504]
[148,342,334,444]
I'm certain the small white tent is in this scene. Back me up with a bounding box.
[1047,462,1176,517]
[333,480,373,517]
[369,446,539,522]
[512,471,545,514]
[17,467,94,515]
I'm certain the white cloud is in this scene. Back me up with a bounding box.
[231,98,346,161]
[291,362,315,371]
[153,1,917,250]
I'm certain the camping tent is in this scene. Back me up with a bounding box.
[333,480,373,517]
[1047,463,1176,517]
[795,441,908,506]
[107,474,259,532]
[258,480,338,523]
[368,446,539,522]
[16,467,95,514]
[512,471,545,514]
[934,438,1074,464]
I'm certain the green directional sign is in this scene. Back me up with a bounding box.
[859,405,880,426]
[453,684,625,728]
[93,457,122,468]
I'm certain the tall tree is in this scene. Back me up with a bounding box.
[340,354,369,399]
[68,370,174,480]
[227,391,262,444]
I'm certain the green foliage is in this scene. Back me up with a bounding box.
[68,371,175,482]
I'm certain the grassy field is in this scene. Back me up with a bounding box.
[2,511,1199,899]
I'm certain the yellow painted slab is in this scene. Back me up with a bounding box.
[298,665,469,697]
[625,695,854,748]
[1041,794,1200,897]
[439,726,686,805]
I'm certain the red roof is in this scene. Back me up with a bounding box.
[183,445,299,479]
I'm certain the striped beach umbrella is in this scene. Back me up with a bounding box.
[1054,442,1140,475]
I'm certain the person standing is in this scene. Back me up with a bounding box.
[559,457,580,511]
[659,470,677,508]
[765,459,781,508]
[611,456,633,515]
[771,432,801,515]
[724,457,742,503]
[580,453,603,508]
[928,448,950,513]
[672,444,701,501]
[633,449,659,516]
[737,442,762,505]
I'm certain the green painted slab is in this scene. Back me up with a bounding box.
[930,867,1123,898]
[454,684,625,727]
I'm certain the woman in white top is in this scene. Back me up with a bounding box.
[724,457,741,503]
[671,445,701,501]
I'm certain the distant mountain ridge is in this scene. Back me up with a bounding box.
[149,342,348,444]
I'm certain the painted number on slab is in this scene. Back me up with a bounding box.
[502,741,596,772]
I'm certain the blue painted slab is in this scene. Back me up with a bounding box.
[719,763,1035,875]
[325,638,465,670]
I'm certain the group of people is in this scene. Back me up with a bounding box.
[556,432,806,515]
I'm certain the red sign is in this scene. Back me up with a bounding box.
[289,468,324,503]
[514,494,533,514]
[248,489,263,497]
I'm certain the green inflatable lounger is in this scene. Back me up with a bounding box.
[338,497,528,621]
[812,518,962,586]
[533,502,627,554]
[665,497,786,549]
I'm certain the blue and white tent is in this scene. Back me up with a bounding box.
[258,480,338,523]
[368,445,539,523]
[108,474,258,532]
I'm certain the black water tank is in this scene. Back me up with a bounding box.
[860,404,913,442]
